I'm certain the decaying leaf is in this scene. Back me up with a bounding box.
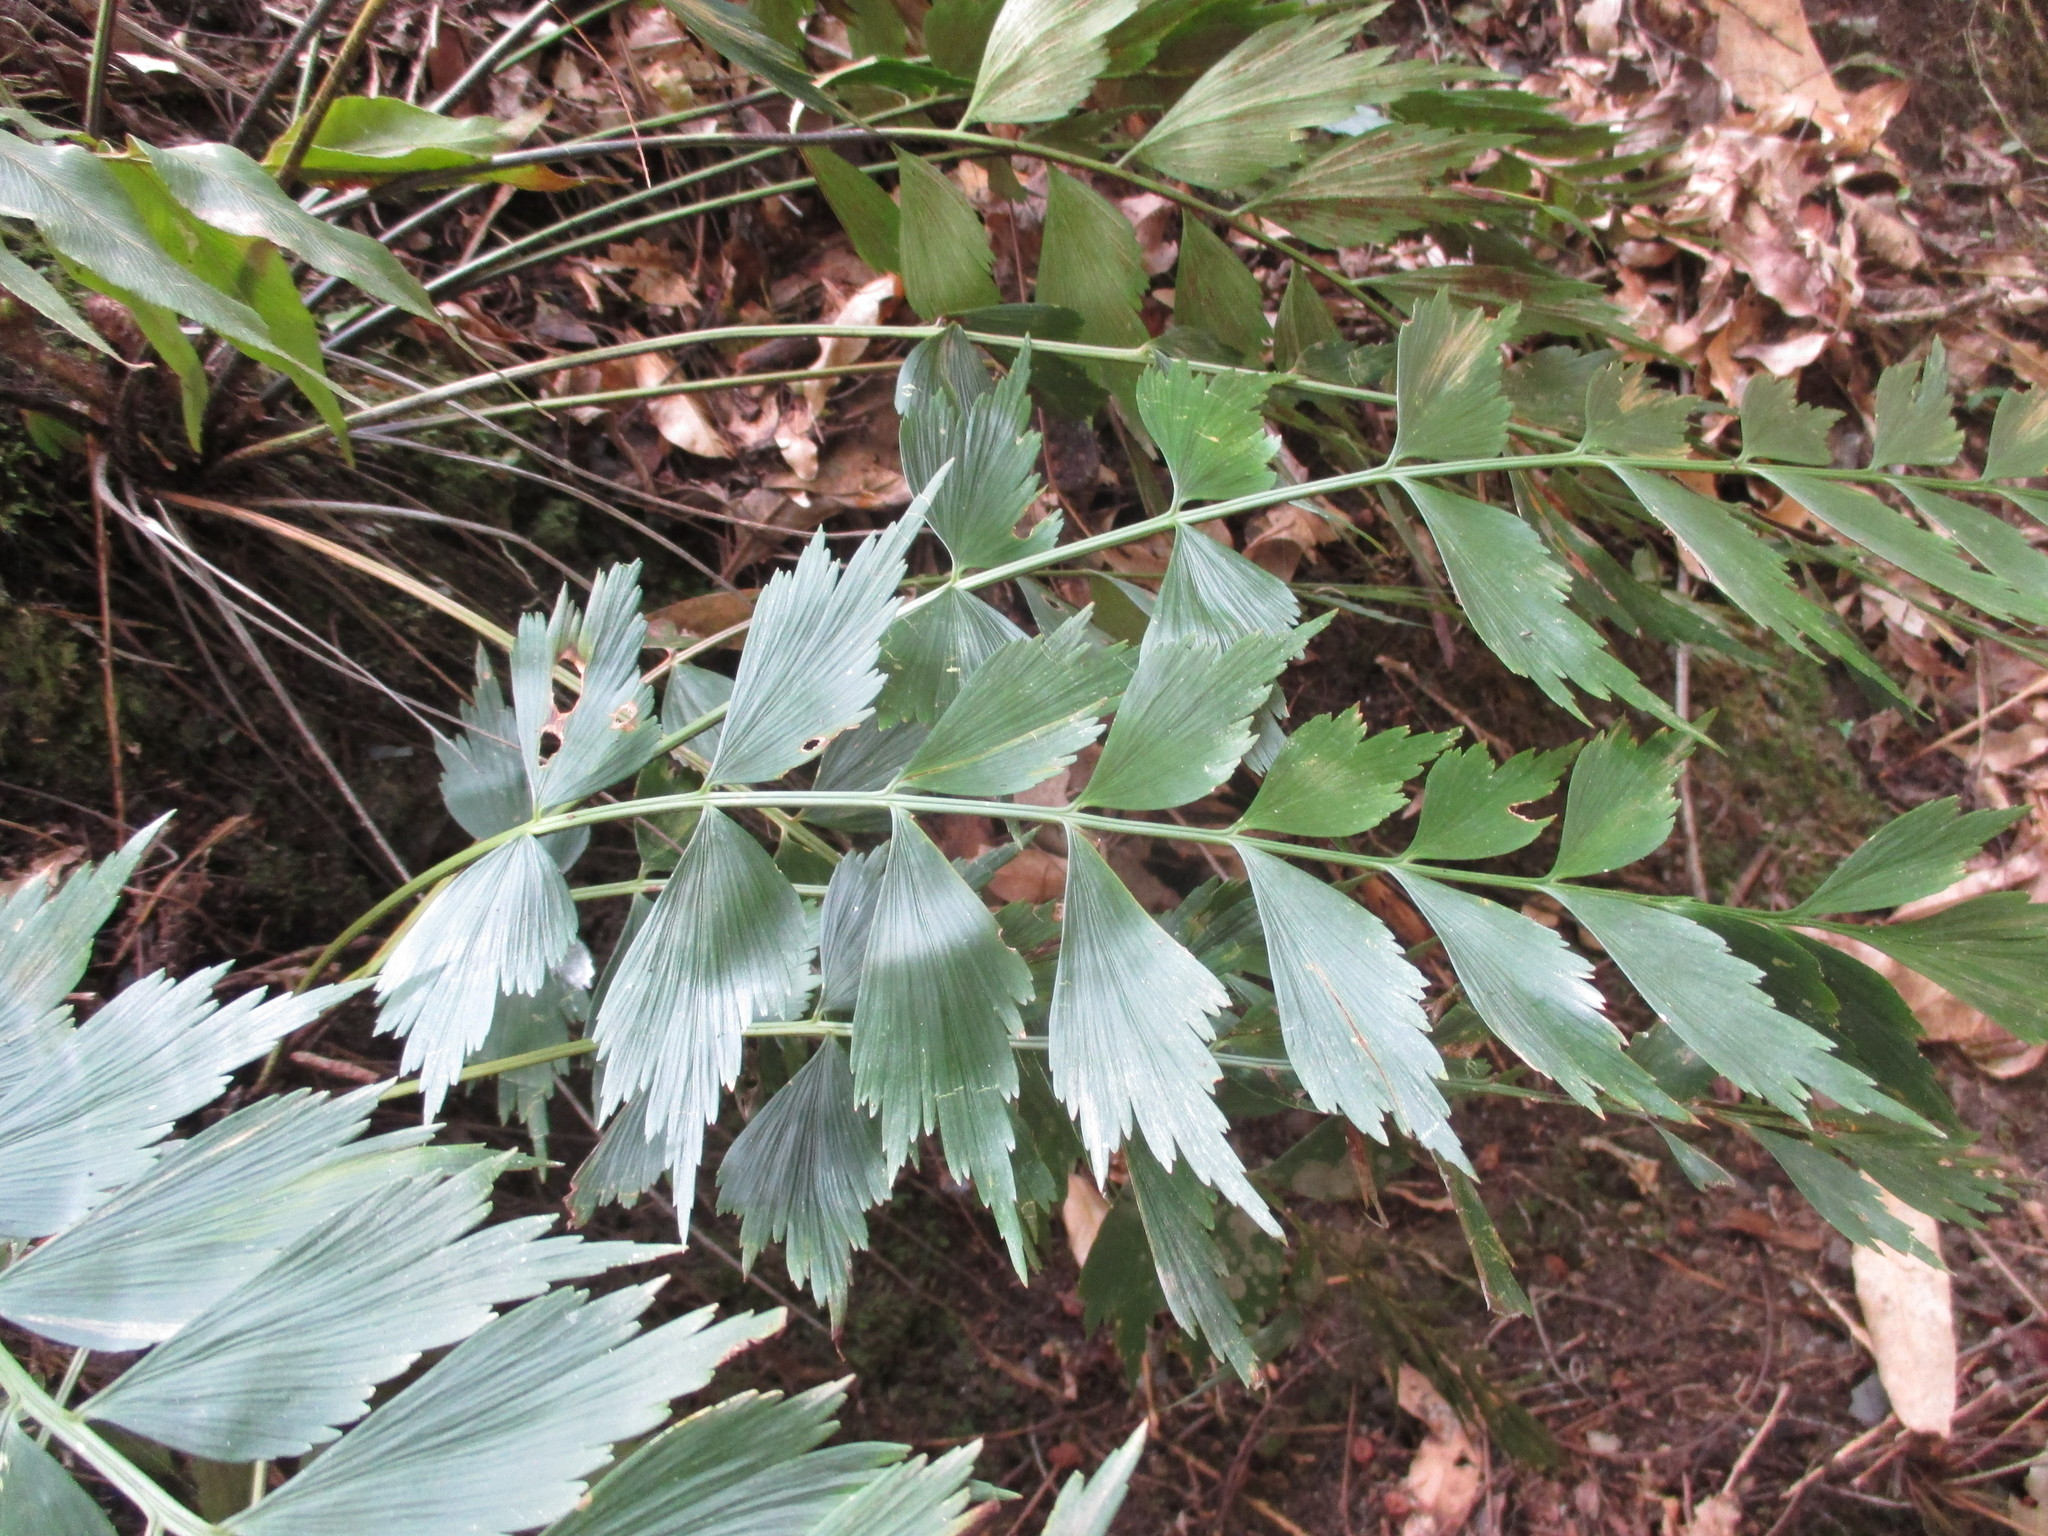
[1394,1365,1482,1536]
[1061,1170,1110,1268]
[807,271,902,415]
[644,590,756,647]
[1851,1185,1955,1437]
[1705,0,1846,130]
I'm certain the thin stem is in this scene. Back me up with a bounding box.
[272,0,400,190]
[82,0,119,140]
[0,1347,222,1536]
[425,0,554,111]
[227,0,348,151]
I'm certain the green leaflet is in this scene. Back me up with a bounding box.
[927,0,1002,75]
[964,0,1140,124]
[852,814,1034,1267]
[1984,386,2048,480]
[227,1289,782,1536]
[1657,1128,1734,1191]
[1393,873,1675,1116]
[1791,797,2025,917]
[710,515,919,784]
[1869,341,1963,468]
[803,1446,982,1536]
[1173,218,1269,361]
[876,585,1025,725]
[1445,1166,1531,1316]
[0,816,157,1046]
[97,280,206,446]
[1050,836,1275,1232]
[85,1164,660,1461]
[1403,740,1575,861]
[1580,362,1695,456]
[1274,267,1339,371]
[373,833,577,1115]
[1404,481,1674,724]
[1390,291,1512,464]
[0,1419,114,1536]
[717,1039,893,1323]
[802,147,900,274]
[1747,1129,1933,1262]
[1737,374,1837,465]
[593,810,809,1194]
[1132,12,1389,190]
[515,563,664,811]
[1557,890,1921,1128]
[1037,169,1148,351]
[1135,359,1277,507]
[1042,1423,1146,1536]
[1792,933,1956,1128]
[267,95,510,176]
[1763,468,2025,618]
[1245,123,1504,249]
[1078,1194,1165,1364]
[1239,711,1448,837]
[142,140,434,318]
[1903,484,2048,623]
[545,1383,899,1536]
[1239,846,1461,1165]
[1830,1126,2004,1228]
[1081,621,1316,810]
[1839,893,2048,1041]
[1550,728,1687,879]
[1153,522,1297,642]
[900,610,1130,796]
[893,150,1000,319]
[897,333,1056,570]
[1127,1141,1258,1383]
[658,0,838,117]
[0,238,113,355]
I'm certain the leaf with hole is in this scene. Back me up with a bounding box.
[1403,740,1575,861]
[1549,728,1687,879]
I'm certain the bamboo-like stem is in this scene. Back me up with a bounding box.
[82,0,119,140]
[227,0,348,151]
[271,0,400,190]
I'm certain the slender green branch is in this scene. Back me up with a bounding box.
[0,1348,222,1536]
[82,0,119,141]
[272,0,399,190]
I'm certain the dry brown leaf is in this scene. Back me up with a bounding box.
[1679,1491,1742,1536]
[1243,502,1338,581]
[1395,1366,1482,1536]
[1706,0,1847,129]
[807,272,902,416]
[1578,0,1623,55]
[1061,1171,1110,1269]
[645,589,756,647]
[987,848,1068,905]
[647,388,733,459]
[1840,191,1927,273]
[1852,1188,1955,1436]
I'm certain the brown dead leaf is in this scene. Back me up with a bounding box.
[1243,503,1338,581]
[645,590,756,647]
[987,848,1068,905]
[1061,1171,1110,1269]
[1706,0,1847,130]
[807,272,902,416]
[1679,1491,1742,1536]
[1395,1366,1482,1536]
[1852,1188,1954,1436]
[646,387,733,459]
[1716,1208,1824,1251]
[1840,191,1926,273]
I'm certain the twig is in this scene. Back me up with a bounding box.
[1722,1382,1792,1496]
[272,0,400,190]
[88,442,125,834]
[1909,667,2048,760]
[82,0,118,139]
[227,0,347,151]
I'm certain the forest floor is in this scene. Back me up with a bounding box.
[7,0,2048,1531]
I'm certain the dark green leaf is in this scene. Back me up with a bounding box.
[1239,710,1449,837]
[964,0,1140,125]
[1792,797,2024,917]
[802,147,899,275]
[1127,1141,1257,1382]
[1870,340,1963,468]
[660,0,838,116]
[1748,1127,1932,1261]
[1037,168,1148,351]
[1390,291,1512,463]
[1656,1128,1734,1191]
[1840,893,2048,1041]
[1173,218,1268,361]
[1078,1193,1164,1366]
[1984,387,2048,480]
[1445,1165,1530,1316]
[1549,728,1687,879]
[1273,268,1339,372]
[876,585,1024,726]
[1245,124,1504,249]
[1580,361,1694,456]
[894,151,1000,319]
[1829,1127,2003,1228]
[1403,740,1575,861]
[1737,374,1837,465]
[1902,484,2048,624]
[1134,359,1276,508]
[925,0,1002,77]
[1792,934,1957,1129]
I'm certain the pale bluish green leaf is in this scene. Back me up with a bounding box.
[568,1093,669,1224]
[0,237,113,354]
[877,586,1024,726]
[1389,291,1512,464]
[1737,374,1836,465]
[803,147,899,275]
[1245,123,1502,248]
[436,651,533,839]
[227,1290,781,1536]
[803,1444,981,1536]
[1274,267,1339,370]
[515,563,663,811]
[1132,13,1388,189]
[1153,523,1297,642]
[142,140,433,317]
[0,1418,113,1536]
[1037,169,1147,350]
[1042,1423,1145,1536]
[895,151,1000,319]
[1050,836,1275,1233]
[1841,893,2048,1041]
[1984,387,2048,480]
[1580,361,1694,456]
[819,847,887,1014]
[1238,710,1448,837]
[545,1383,900,1536]
[1791,797,2025,917]
[1172,218,1268,361]
[0,1090,446,1350]
[711,516,919,784]
[1393,874,1676,1116]
[0,815,159,1050]
[1748,1129,1931,1261]
[1080,623,1312,810]
[1240,846,1460,1164]
[86,1165,660,1460]
[900,611,1130,796]
[1760,469,2025,619]
[1557,889,1921,1126]
[717,1039,893,1323]
[1550,728,1687,879]
[1445,1165,1530,1315]
[1135,361,1277,510]
[1870,340,1963,468]
[1902,484,2048,624]
[1405,481,1672,723]
[853,813,1032,1264]
[1127,1141,1256,1382]
[593,810,808,1195]
[1403,740,1575,861]
[475,965,585,1145]
[898,338,1055,570]
[374,834,576,1116]
[964,0,1139,124]
[0,964,357,1240]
